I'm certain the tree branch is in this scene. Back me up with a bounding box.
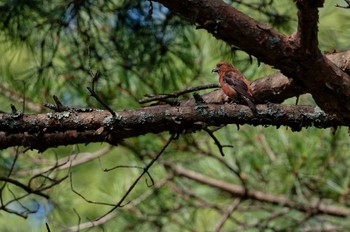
[295,0,324,54]
[0,177,49,199]
[213,198,241,232]
[139,83,219,104]
[0,104,344,150]
[16,146,113,177]
[168,164,350,217]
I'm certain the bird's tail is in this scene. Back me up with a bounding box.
[243,96,257,114]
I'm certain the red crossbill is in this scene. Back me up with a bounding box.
[212,62,257,113]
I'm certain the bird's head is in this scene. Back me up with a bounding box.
[211,62,234,74]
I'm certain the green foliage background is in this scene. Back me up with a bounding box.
[0,0,350,231]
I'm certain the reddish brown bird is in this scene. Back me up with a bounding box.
[212,62,257,113]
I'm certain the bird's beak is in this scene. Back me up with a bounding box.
[211,67,219,73]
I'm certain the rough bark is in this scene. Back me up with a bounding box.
[0,104,343,150]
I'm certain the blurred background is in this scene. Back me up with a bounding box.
[0,0,350,231]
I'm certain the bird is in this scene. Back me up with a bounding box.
[212,61,257,113]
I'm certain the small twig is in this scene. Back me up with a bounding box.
[1,147,20,190]
[44,95,70,112]
[10,104,21,118]
[103,165,141,172]
[6,186,38,216]
[72,208,81,232]
[0,177,49,199]
[52,95,66,111]
[139,83,219,104]
[86,47,114,116]
[95,134,176,220]
[102,165,155,187]
[45,222,51,232]
[146,0,153,20]
[193,92,206,105]
[43,103,58,111]
[70,173,118,207]
[87,71,116,117]
[203,128,233,156]
[213,198,241,232]
[335,0,350,8]
[247,207,290,228]
[0,148,20,198]
[1,189,36,218]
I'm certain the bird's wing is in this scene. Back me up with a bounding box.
[223,71,254,101]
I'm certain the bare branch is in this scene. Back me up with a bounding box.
[168,164,350,217]
[213,198,241,232]
[17,146,113,177]
[87,70,117,118]
[238,207,292,230]
[101,165,155,187]
[44,96,71,112]
[70,173,117,207]
[203,127,233,157]
[0,177,49,199]
[139,83,220,104]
